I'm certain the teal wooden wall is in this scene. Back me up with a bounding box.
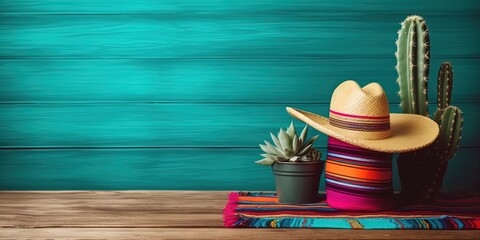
[0,0,479,191]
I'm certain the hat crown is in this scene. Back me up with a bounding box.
[330,80,389,118]
[328,80,391,140]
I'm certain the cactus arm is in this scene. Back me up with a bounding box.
[446,106,463,159]
[436,107,452,157]
[415,18,430,117]
[448,107,463,159]
[437,62,453,111]
[436,106,463,160]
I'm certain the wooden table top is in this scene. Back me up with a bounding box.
[0,191,478,239]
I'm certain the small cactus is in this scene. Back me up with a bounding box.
[395,17,464,203]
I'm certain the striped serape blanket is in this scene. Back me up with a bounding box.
[223,192,480,229]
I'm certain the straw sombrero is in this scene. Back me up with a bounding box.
[286,80,439,153]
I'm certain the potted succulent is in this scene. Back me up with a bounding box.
[255,122,324,204]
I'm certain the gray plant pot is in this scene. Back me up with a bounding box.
[272,161,325,204]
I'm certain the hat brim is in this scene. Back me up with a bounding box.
[286,107,440,153]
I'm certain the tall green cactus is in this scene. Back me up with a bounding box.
[395,15,430,117]
[395,16,464,203]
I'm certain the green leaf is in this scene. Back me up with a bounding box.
[279,129,293,151]
[303,135,319,148]
[299,125,308,146]
[260,153,278,161]
[270,132,284,151]
[285,149,295,158]
[286,121,296,138]
[255,158,275,166]
[259,144,275,155]
[289,156,300,162]
[299,156,310,162]
[265,141,285,158]
[292,135,299,153]
[298,144,312,155]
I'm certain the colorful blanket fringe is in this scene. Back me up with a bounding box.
[224,192,480,229]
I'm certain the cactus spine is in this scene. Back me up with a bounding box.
[436,62,453,111]
[433,62,463,160]
[395,16,464,203]
[436,105,463,159]
[395,15,430,117]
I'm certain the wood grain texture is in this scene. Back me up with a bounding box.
[1,228,479,240]
[0,147,478,191]
[0,13,478,58]
[1,58,478,103]
[0,191,225,228]
[0,191,478,239]
[0,103,478,148]
[1,0,479,13]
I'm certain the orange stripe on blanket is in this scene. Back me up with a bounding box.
[327,160,391,171]
[238,196,278,203]
[326,161,391,181]
[326,171,391,183]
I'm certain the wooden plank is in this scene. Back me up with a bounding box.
[0,147,478,191]
[0,190,229,199]
[1,0,479,13]
[1,228,478,240]
[0,191,478,239]
[0,103,478,148]
[0,191,225,227]
[0,13,477,58]
[1,58,478,103]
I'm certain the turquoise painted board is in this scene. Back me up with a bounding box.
[0,59,479,103]
[0,147,478,191]
[0,13,478,58]
[1,0,478,13]
[1,103,478,148]
[0,1,479,190]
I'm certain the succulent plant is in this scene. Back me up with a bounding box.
[255,121,321,166]
[395,16,464,203]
